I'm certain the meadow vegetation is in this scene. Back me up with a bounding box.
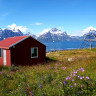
[0,48,96,96]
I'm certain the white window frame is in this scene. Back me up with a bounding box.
[31,47,38,58]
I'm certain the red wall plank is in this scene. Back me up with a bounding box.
[6,50,11,66]
[0,57,3,66]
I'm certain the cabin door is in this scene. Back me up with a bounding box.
[3,50,6,66]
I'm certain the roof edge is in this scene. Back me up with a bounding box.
[0,47,9,49]
[9,35,30,48]
[9,35,46,48]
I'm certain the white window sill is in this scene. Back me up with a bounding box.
[31,56,38,58]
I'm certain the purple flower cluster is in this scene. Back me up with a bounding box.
[66,76,71,80]
[61,67,66,70]
[65,68,90,82]
[79,76,84,79]
[54,63,66,72]
[65,68,90,89]
[48,65,52,69]
[78,91,83,94]
[0,71,4,75]
[77,68,85,72]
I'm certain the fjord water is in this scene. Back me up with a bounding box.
[44,41,82,52]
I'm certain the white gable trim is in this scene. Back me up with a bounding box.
[9,35,46,48]
[30,36,46,47]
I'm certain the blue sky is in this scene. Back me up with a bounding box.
[0,0,96,36]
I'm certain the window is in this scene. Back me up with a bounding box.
[0,48,2,57]
[31,47,38,58]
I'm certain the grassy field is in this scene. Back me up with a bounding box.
[0,48,96,96]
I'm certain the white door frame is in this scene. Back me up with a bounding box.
[3,49,6,66]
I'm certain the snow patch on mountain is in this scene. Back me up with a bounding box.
[39,28,51,35]
[40,28,66,35]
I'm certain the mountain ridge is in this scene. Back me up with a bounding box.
[37,28,83,42]
[0,28,86,42]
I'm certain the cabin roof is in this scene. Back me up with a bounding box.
[0,35,45,49]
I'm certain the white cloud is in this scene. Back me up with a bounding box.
[30,22,43,26]
[72,26,96,36]
[82,26,96,34]
[35,22,43,26]
[7,24,27,32]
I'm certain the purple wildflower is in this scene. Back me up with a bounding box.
[0,72,4,75]
[11,92,14,94]
[81,76,84,78]
[61,67,66,70]
[80,77,83,79]
[72,79,74,81]
[64,81,67,85]
[74,83,76,86]
[77,69,79,71]
[81,84,84,88]
[71,72,73,76]
[25,90,27,93]
[66,76,71,80]
[78,75,80,78]
[20,88,22,90]
[55,64,58,66]
[78,91,82,94]
[73,74,76,77]
[54,67,57,69]
[79,68,84,72]
[42,76,45,79]
[7,75,10,77]
[70,85,72,88]
[43,93,45,96]
[86,76,89,79]
[39,84,42,88]
[74,71,77,74]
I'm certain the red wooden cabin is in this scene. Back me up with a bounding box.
[0,35,46,66]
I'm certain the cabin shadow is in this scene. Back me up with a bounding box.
[45,57,57,63]
[12,57,57,66]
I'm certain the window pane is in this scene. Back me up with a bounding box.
[34,48,37,56]
[31,48,38,58]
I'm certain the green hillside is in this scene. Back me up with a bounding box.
[0,48,96,96]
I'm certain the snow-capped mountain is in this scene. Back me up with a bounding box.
[37,28,82,42]
[0,28,23,40]
[12,28,21,32]
[0,28,37,41]
[83,30,96,40]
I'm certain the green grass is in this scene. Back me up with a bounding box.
[0,48,96,96]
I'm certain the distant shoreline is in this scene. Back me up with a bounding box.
[46,48,81,52]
